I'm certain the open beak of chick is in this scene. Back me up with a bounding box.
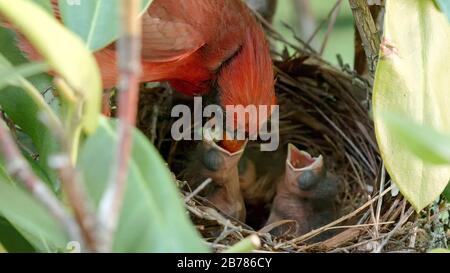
[194,129,247,221]
[266,144,338,239]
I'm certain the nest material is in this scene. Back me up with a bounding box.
[134,35,435,253]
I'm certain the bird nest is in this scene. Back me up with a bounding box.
[134,35,434,253]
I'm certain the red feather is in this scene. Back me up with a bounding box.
[7,0,276,152]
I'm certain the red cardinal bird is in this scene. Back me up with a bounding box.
[11,0,276,152]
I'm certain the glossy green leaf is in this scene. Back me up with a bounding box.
[436,0,450,22]
[381,112,450,165]
[0,27,58,186]
[373,0,450,211]
[78,118,207,252]
[0,167,68,252]
[58,0,153,51]
[0,215,35,253]
[0,0,102,133]
[0,62,49,90]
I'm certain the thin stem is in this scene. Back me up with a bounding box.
[306,0,342,49]
[43,104,99,252]
[0,113,83,248]
[319,0,343,56]
[276,186,392,248]
[98,0,142,252]
[348,0,381,75]
[223,234,261,253]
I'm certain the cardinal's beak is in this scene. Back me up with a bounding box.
[196,129,248,221]
[265,144,337,238]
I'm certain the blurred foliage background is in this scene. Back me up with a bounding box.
[273,0,354,67]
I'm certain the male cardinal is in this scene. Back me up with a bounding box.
[7,0,276,221]
[12,0,276,153]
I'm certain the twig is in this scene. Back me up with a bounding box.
[246,0,278,24]
[328,233,388,252]
[98,0,142,252]
[184,178,212,203]
[275,186,392,248]
[0,115,83,248]
[53,155,98,252]
[41,87,99,252]
[374,207,414,253]
[223,234,261,253]
[305,0,343,49]
[348,0,381,75]
[319,0,343,56]
[149,104,159,143]
[294,0,317,45]
[250,6,317,54]
[315,107,376,176]
[374,164,386,237]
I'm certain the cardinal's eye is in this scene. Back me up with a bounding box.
[297,170,318,191]
[201,149,223,172]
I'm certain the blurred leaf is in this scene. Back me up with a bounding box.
[0,0,102,134]
[0,26,58,186]
[381,112,450,165]
[444,182,450,201]
[0,215,35,253]
[436,0,450,22]
[0,61,49,90]
[0,165,12,184]
[58,0,153,51]
[78,118,207,252]
[0,167,68,252]
[373,0,450,211]
[428,248,450,253]
[32,0,52,14]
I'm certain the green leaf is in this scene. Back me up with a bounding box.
[0,61,49,90]
[0,167,68,252]
[0,0,102,134]
[78,118,207,252]
[373,0,450,211]
[58,0,153,51]
[31,0,53,14]
[0,165,13,184]
[428,248,450,253]
[0,215,35,253]
[0,26,58,186]
[436,0,450,22]
[444,182,450,201]
[380,112,450,165]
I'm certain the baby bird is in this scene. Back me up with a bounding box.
[266,144,338,240]
[183,133,247,221]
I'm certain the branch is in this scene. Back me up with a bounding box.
[319,0,343,56]
[246,0,278,24]
[98,0,142,252]
[349,0,381,76]
[0,113,84,248]
[41,79,100,252]
[294,0,318,45]
[52,152,99,252]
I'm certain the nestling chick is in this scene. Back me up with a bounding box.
[183,136,247,221]
[266,144,338,241]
